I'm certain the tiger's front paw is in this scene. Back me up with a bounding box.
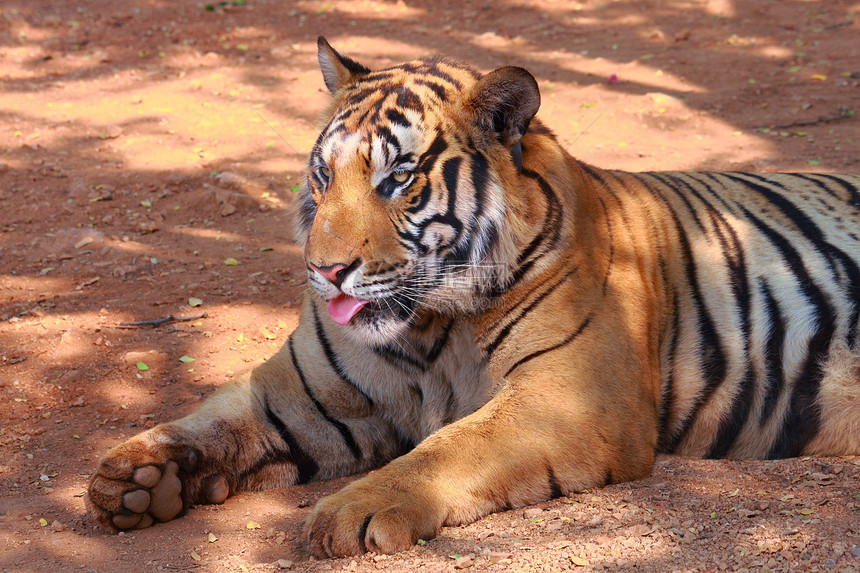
[303,478,443,557]
[87,429,230,531]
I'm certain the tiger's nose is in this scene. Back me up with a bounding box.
[309,260,359,288]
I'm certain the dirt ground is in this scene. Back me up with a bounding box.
[1,0,859,571]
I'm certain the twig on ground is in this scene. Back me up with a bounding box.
[117,313,207,329]
[166,327,203,334]
[762,109,854,130]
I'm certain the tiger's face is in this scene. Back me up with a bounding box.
[296,39,540,343]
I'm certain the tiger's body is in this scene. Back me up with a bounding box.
[87,38,860,556]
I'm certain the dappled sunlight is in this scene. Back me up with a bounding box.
[1,274,75,294]
[324,0,424,18]
[1,0,858,570]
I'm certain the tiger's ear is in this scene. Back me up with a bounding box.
[466,66,541,148]
[317,36,371,94]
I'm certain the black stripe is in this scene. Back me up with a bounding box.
[693,173,736,213]
[790,173,841,201]
[261,397,319,484]
[757,278,786,426]
[372,343,428,372]
[441,371,457,425]
[405,181,433,215]
[507,169,563,286]
[736,206,831,457]
[421,61,464,90]
[296,191,317,234]
[547,466,563,499]
[484,266,579,357]
[728,172,860,349]
[424,318,454,363]
[394,86,424,114]
[660,174,754,458]
[358,513,374,554]
[517,169,563,265]
[647,173,707,234]
[237,447,278,488]
[391,422,417,454]
[440,156,462,247]
[656,293,680,451]
[706,368,755,459]
[288,337,363,461]
[808,173,860,207]
[638,174,728,453]
[410,382,424,403]
[419,131,447,169]
[596,195,614,293]
[311,304,375,407]
[414,78,447,100]
[385,108,411,128]
[505,314,593,378]
[470,150,489,220]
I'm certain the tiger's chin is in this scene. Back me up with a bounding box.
[340,306,415,345]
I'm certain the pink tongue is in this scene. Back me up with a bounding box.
[327,294,370,326]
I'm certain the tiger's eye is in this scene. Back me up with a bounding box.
[392,171,410,184]
[320,166,331,180]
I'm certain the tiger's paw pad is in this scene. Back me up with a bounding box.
[88,460,185,531]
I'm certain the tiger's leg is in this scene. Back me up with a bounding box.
[87,303,403,531]
[303,317,660,556]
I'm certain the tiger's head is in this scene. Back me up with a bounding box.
[296,37,541,342]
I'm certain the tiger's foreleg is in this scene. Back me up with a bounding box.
[87,317,401,531]
[303,315,660,556]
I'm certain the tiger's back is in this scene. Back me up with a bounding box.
[578,167,860,459]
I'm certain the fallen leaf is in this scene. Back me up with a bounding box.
[570,555,590,566]
[75,237,95,249]
[136,362,149,371]
[188,297,203,307]
[190,550,201,561]
[224,257,240,266]
[39,518,48,527]
[179,355,195,363]
[246,521,261,530]
[208,532,218,543]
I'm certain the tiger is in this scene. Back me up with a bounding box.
[86,37,860,557]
